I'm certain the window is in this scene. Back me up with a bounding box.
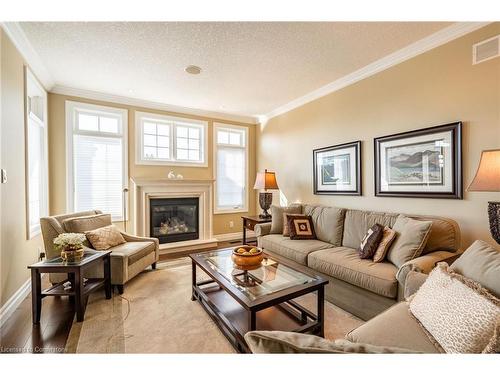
[135,112,207,166]
[66,101,128,221]
[214,124,248,213]
[25,68,48,238]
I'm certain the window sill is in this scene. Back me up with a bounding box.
[214,208,248,215]
[135,159,208,168]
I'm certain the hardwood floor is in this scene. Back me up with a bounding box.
[0,239,249,354]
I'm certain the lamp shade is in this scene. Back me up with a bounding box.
[253,169,279,190]
[467,149,500,192]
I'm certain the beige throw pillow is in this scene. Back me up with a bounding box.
[387,215,432,267]
[373,226,397,263]
[269,205,301,234]
[85,225,126,250]
[282,213,302,236]
[409,263,500,353]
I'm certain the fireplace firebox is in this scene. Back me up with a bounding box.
[149,197,199,244]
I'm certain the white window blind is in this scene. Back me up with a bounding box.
[135,112,207,166]
[214,124,248,213]
[26,68,48,238]
[66,101,128,221]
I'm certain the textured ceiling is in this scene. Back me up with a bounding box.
[20,22,451,117]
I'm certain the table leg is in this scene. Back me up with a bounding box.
[191,259,197,301]
[31,269,42,324]
[242,218,247,245]
[317,286,325,338]
[74,269,85,322]
[104,254,111,299]
[248,310,256,331]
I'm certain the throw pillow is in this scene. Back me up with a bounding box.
[373,226,397,262]
[358,224,384,259]
[282,213,302,236]
[287,215,316,240]
[386,215,432,267]
[409,263,500,353]
[269,205,302,234]
[85,225,126,250]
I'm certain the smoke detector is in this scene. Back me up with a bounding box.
[185,65,202,75]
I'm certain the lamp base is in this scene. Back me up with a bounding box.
[488,201,500,245]
[258,192,273,219]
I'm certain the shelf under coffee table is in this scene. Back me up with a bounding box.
[190,248,328,353]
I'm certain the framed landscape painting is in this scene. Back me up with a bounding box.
[313,141,361,195]
[374,122,462,199]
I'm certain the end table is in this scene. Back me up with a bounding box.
[28,250,112,324]
[241,215,272,245]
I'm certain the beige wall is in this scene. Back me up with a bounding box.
[48,93,257,235]
[257,23,500,250]
[0,29,44,306]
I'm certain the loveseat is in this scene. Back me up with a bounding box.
[254,204,462,320]
[40,210,159,293]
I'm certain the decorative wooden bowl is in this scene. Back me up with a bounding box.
[231,245,264,268]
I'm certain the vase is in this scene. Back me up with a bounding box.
[61,245,84,262]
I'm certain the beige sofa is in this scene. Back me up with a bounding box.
[254,204,462,320]
[245,240,500,353]
[40,210,159,293]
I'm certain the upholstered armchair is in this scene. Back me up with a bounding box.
[40,210,159,293]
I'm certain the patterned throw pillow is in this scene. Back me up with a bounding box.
[283,213,302,236]
[372,226,397,262]
[409,263,500,353]
[85,225,126,250]
[287,215,316,240]
[358,224,384,259]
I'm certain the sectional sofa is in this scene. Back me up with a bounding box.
[254,204,462,320]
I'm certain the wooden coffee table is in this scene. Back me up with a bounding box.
[190,248,328,353]
[28,250,112,324]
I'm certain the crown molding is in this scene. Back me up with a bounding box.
[51,85,259,124]
[265,22,491,120]
[1,22,55,90]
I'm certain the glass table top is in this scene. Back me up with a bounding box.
[199,249,317,301]
[30,249,107,268]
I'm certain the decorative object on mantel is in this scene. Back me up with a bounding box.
[53,232,86,262]
[467,149,500,244]
[374,122,462,199]
[176,173,184,179]
[168,171,176,179]
[254,169,279,219]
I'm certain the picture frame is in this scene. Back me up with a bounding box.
[313,141,361,195]
[374,122,462,199]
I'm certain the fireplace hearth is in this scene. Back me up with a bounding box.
[149,197,199,244]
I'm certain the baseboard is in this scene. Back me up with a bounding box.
[0,278,31,328]
[214,231,255,242]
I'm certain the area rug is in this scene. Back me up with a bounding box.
[65,258,363,353]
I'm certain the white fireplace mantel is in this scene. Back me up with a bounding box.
[130,178,216,252]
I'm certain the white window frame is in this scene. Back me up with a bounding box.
[213,123,249,214]
[24,67,49,239]
[135,111,208,167]
[65,101,128,221]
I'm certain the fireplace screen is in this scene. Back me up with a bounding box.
[149,197,199,244]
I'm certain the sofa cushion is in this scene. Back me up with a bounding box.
[63,213,112,233]
[85,225,126,250]
[387,215,433,268]
[373,226,396,263]
[260,234,333,265]
[110,241,156,265]
[270,205,302,234]
[342,209,396,249]
[307,247,398,298]
[450,240,500,298]
[346,301,439,353]
[303,205,345,246]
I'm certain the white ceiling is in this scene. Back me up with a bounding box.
[20,22,454,120]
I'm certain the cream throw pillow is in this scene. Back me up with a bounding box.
[409,263,500,353]
[85,225,126,250]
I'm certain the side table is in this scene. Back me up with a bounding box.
[241,215,272,245]
[27,250,112,324]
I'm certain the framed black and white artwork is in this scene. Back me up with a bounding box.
[313,141,361,195]
[374,122,462,199]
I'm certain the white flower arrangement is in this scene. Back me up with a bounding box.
[53,232,86,251]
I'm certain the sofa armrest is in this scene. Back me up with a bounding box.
[244,331,420,353]
[120,232,159,261]
[254,222,272,237]
[404,270,428,300]
[396,249,463,287]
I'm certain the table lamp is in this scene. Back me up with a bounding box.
[254,169,279,219]
[467,149,500,244]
